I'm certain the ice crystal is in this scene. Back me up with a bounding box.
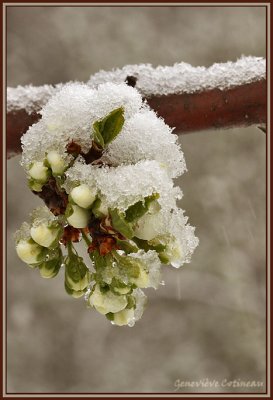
[127,289,147,327]
[129,250,162,289]
[30,206,58,226]
[14,222,31,243]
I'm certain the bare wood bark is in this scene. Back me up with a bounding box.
[6,79,266,159]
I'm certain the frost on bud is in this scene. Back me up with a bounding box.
[30,221,62,248]
[89,284,128,315]
[16,239,45,266]
[70,184,97,209]
[112,308,135,326]
[28,161,50,183]
[66,204,90,228]
[46,151,67,176]
[65,251,90,292]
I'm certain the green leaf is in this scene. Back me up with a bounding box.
[93,122,105,148]
[92,107,125,148]
[125,193,160,223]
[110,209,134,239]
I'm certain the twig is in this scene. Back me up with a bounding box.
[6,58,266,159]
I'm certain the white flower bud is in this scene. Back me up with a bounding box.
[130,268,149,288]
[70,184,97,209]
[161,239,185,268]
[46,151,67,175]
[89,285,127,315]
[28,162,49,183]
[66,205,90,228]
[30,223,60,248]
[113,308,135,326]
[16,239,44,265]
[134,213,161,241]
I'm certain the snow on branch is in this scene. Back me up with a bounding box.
[88,56,265,95]
[7,56,266,159]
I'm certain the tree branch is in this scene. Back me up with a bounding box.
[6,57,266,159]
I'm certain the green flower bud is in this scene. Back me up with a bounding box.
[113,308,135,326]
[66,204,90,228]
[89,284,127,315]
[70,184,97,209]
[28,179,44,192]
[39,257,61,279]
[28,161,50,183]
[16,239,45,265]
[46,151,67,176]
[30,222,62,248]
[65,252,90,292]
[64,282,86,298]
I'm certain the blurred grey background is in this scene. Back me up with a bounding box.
[7,6,266,394]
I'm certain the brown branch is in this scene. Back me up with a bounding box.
[6,79,266,159]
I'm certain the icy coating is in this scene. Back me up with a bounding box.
[16,82,199,327]
[64,159,182,211]
[7,56,265,114]
[88,56,265,95]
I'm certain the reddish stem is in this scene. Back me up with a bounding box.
[6,79,266,159]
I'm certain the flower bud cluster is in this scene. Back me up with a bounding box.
[15,82,199,327]
[15,207,63,279]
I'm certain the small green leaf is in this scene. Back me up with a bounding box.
[93,122,105,148]
[92,107,125,148]
[125,193,160,223]
[110,209,134,239]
